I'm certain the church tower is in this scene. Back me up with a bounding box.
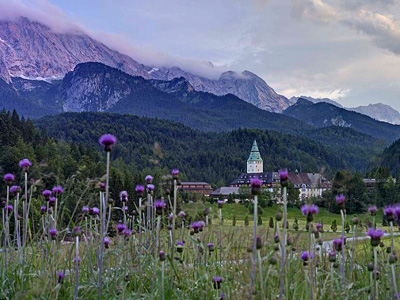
[247,139,263,173]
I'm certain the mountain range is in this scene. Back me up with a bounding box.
[0,17,290,113]
[283,98,400,142]
[290,96,400,125]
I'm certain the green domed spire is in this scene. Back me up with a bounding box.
[248,140,263,162]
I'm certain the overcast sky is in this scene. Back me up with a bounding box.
[4,0,400,110]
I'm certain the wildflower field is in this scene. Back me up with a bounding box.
[1,134,400,300]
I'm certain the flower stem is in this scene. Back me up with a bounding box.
[374,247,378,300]
[348,224,356,280]
[171,179,177,265]
[161,261,165,300]
[98,151,110,299]
[257,249,265,298]
[279,186,287,299]
[250,195,258,298]
[340,209,345,288]
[74,236,80,300]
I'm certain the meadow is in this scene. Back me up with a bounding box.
[0,134,399,300]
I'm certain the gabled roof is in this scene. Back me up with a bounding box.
[210,187,240,196]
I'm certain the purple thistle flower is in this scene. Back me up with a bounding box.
[49,228,58,240]
[250,177,262,195]
[52,186,63,196]
[207,243,215,252]
[147,184,155,192]
[220,292,226,300]
[42,189,52,199]
[316,223,323,231]
[145,175,153,184]
[213,276,223,289]
[135,185,145,196]
[300,251,312,263]
[122,229,132,238]
[177,240,185,253]
[178,211,186,218]
[73,256,82,264]
[49,197,56,207]
[154,199,166,209]
[19,158,32,169]
[99,134,117,152]
[192,221,201,233]
[218,200,224,208]
[333,238,343,251]
[301,204,319,222]
[279,169,289,181]
[395,206,400,220]
[82,206,89,214]
[120,191,128,202]
[154,199,166,215]
[367,228,384,247]
[99,182,106,191]
[3,173,14,183]
[171,169,179,179]
[198,220,206,231]
[5,204,13,212]
[57,271,65,283]
[116,223,127,234]
[335,194,345,209]
[384,206,396,222]
[40,206,46,214]
[10,185,21,194]
[92,207,100,215]
[104,237,111,248]
[368,205,378,216]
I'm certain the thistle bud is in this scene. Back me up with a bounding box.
[275,212,282,222]
[159,250,166,261]
[256,236,262,250]
[351,216,359,225]
[367,262,374,272]
[389,254,398,264]
[328,251,336,262]
[269,256,277,265]
[72,226,82,237]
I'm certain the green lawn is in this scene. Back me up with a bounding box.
[181,202,389,232]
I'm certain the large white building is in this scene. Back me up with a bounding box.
[229,139,331,200]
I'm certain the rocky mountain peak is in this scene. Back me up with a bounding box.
[0,17,291,113]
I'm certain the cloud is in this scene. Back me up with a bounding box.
[293,0,400,56]
[0,0,84,33]
[343,10,400,54]
[0,0,230,79]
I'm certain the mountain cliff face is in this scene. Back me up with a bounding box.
[289,96,400,125]
[0,17,151,80]
[150,68,291,111]
[349,103,400,125]
[289,96,343,108]
[0,17,289,112]
[283,98,400,142]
